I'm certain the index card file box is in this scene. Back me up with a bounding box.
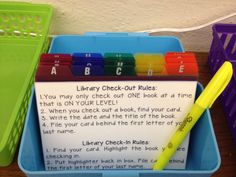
[18,33,220,177]
[208,23,236,144]
[0,2,53,166]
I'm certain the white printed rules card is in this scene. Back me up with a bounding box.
[35,80,197,170]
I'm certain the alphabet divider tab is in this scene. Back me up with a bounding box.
[135,65,165,76]
[104,53,135,66]
[165,52,197,63]
[135,53,165,65]
[71,65,104,76]
[103,53,135,76]
[71,53,104,76]
[104,65,136,76]
[165,63,198,76]
[135,53,165,76]
[40,54,72,65]
[36,65,74,81]
[164,52,198,76]
[72,53,104,65]
[37,54,74,81]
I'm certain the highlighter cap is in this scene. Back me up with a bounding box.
[196,61,233,108]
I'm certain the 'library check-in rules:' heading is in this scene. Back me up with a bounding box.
[35,81,197,170]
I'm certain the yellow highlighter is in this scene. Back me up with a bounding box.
[153,61,233,170]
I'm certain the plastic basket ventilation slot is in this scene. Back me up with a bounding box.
[0,12,45,38]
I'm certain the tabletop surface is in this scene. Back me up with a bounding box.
[0,52,235,177]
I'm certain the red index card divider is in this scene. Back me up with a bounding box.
[165,52,199,77]
[36,54,74,81]
[40,54,72,65]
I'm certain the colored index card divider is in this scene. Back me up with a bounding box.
[71,53,104,76]
[40,54,72,65]
[135,54,165,76]
[104,66,136,76]
[72,53,103,65]
[104,53,135,66]
[165,63,198,76]
[36,54,74,81]
[165,52,197,63]
[104,53,135,76]
[36,65,74,81]
[71,65,104,76]
[135,54,165,65]
[164,52,198,76]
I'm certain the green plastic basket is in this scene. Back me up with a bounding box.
[0,2,53,166]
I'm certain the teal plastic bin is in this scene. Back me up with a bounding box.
[18,33,220,177]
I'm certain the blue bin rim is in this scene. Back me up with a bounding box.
[49,34,185,54]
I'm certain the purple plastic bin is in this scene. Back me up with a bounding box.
[208,23,236,144]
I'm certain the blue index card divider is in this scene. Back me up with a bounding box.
[71,53,104,76]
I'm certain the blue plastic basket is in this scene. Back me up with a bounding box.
[18,33,220,177]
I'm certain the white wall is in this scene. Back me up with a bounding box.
[4,0,236,51]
